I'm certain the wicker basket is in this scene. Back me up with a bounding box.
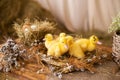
[112,31,120,66]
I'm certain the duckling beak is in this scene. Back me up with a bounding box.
[97,41,102,45]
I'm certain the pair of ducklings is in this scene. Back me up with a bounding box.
[44,33,73,58]
[44,33,102,59]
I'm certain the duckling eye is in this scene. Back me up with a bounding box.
[93,36,96,41]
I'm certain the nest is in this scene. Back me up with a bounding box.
[0,32,113,79]
[14,18,56,46]
[28,43,112,78]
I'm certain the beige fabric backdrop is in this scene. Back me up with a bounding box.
[37,0,120,33]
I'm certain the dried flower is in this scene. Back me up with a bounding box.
[108,13,120,33]
[54,72,62,79]
[0,39,26,72]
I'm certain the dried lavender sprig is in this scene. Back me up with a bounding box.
[0,39,26,72]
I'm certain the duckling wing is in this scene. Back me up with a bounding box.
[45,40,56,49]
[47,45,55,56]
[47,41,60,56]
[76,39,89,51]
[55,42,69,58]
[69,43,85,59]
[66,36,74,47]
[54,44,61,57]
[87,44,95,51]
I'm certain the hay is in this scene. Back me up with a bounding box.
[0,0,55,37]
[0,0,21,31]
[28,43,112,75]
[13,18,56,46]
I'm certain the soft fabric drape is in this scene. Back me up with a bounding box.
[37,0,120,33]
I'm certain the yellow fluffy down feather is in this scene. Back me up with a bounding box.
[44,33,74,58]
[44,33,101,59]
[69,35,102,59]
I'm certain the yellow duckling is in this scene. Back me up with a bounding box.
[54,33,74,57]
[77,35,101,51]
[44,33,58,56]
[69,41,85,59]
[56,32,66,41]
[56,33,74,50]
[44,33,68,57]
[66,35,74,47]
[44,33,74,58]
[44,34,54,49]
[69,35,102,59]
[47,34,69,58]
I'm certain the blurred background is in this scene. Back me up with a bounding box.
[0,0,120,45]
[37,0,120,33]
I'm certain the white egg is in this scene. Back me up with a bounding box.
[24,28,29,32]
[31,25,37,30]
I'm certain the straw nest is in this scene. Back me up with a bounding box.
[0,0,54,36]
[13,18,56,46]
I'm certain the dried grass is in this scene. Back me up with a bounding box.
[0,34,113,79]
[13,18,56,45]
[28,44,112,74]
[0,0,55,37]
[25,40,111,74]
